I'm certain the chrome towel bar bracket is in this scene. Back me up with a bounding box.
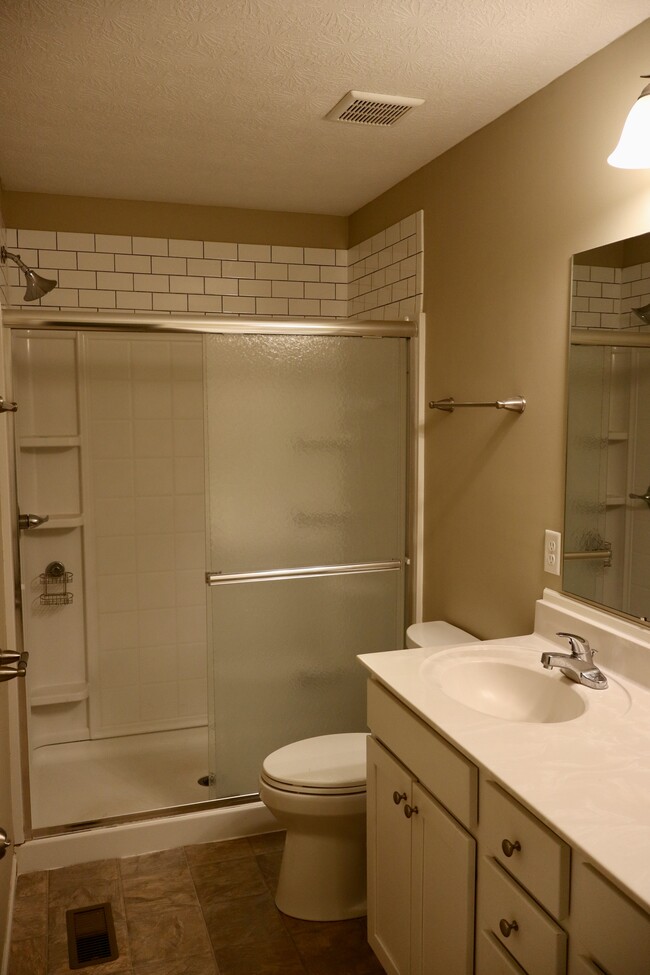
[428,396,526,413]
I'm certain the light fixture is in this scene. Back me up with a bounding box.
[1,246,57,301]
[608,76,650,169]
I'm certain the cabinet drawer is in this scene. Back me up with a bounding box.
[482,780,570,919]
[476,930,527,975]
[571,861,650,975]
[477,856,567,975]
[367,679,477,829]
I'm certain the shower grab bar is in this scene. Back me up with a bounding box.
[564,550,612,565]
[429,396,526,413]
[206,560,402,586]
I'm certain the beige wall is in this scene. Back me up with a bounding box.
[350,20,650,638]
[3,191,347,249]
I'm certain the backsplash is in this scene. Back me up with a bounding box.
[3,211,423,322]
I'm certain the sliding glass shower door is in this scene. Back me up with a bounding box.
[204,334,408,798]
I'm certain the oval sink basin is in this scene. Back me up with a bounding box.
[422,651,587,723]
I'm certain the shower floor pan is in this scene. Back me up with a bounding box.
[30,726,208,829]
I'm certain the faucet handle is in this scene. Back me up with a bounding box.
[556,631,591,657]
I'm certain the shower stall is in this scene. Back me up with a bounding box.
[5,310,417,836]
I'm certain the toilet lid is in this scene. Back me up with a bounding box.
[261,733,367,792]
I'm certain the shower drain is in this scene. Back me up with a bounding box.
[66,903,118,968]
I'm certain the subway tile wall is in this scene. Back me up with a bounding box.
[4,212,423,321]
[572,262,650,329]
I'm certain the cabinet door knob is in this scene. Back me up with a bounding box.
[501,838,521,857]
[499,918,519,938]
[404,804,418,819]
[392,791,407,805]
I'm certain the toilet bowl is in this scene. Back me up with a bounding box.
[259,621,477,921]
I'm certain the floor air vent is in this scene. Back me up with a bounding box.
[66,903,118,969]
[326,90,424,126]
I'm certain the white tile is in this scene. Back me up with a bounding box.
[400,255,417,279]
[78,252,115,271]
[138,607,177,648]
[272,245,303,264]
[304,247,335,266]
[204,241,237,260]
[5,229,18,247]
[116,254,152,273]
[255,262,288,280]
[152,256,186,275]
[38,249,77,269]
[93,459,134,497]
[133,236,168,256]
[135,457,174,495]
[272,280,303,298]
[370,231,386,254]
[174,495,205,532]
[336,283,348,301]
[392,280,409,302]
[288,264,319,282]
[348,244,360,265]
[173,418,205,457]
[288,298,321,316]
[239,279,272,297]
[96,271,134,291]
[371,270,386,291]
[255,297,289,315]
[96,234,132,254]
[134,273,169,293]
[42,288,79,307]
[57,231,95,251]
[98,610,139,651]
[79,290,116,308]
[400,214,417,238]
[101,685,139,727]
[170,275,204,294]
[153,292,188,312]
[385,222,401,247]
[169,238,203,258]
[58,269,96,289]
[238,243,271,262]
[186,258,222,276]
[175,605,207,644]
[575,311,601,327]
[589,297,614,313]
[305,282,335,300]
[99,649,139,687]
[176,641,207,677]
[187,294,223,313]
[399,297,418,319]
[140,681,178,722]
[175,572,206,609]
[336,249,347,267]
[173,455,204,494]
[204,278,238,296]
[377,285,393,306]
[134,496,174,534]
[320,299,347,317]
[576,281,602,298]
[365,253,379,273]
[321,265,347,283]
[622,263,641,283]
[174,531,205,569]
[18,229,56,249]
[171,342,203,382]
[117,291,153,310]
[392,239,408,262]
[172,380,203,419]
[222,295,255,314]
[222,260,255,279]
[98,575,138,614]
[133,383,173,420]
[572,265,590,281]
[136,534,175,573]
[590,265,615,283]
[137,572,176,612]
[90,419,133,459]
[178,678,207,717]
[94,499,136,539]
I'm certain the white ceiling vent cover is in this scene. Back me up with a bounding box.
[326,91,424,127]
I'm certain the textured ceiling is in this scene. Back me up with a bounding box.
[0,0,647,215]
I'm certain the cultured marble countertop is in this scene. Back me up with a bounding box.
[358,632,650,913]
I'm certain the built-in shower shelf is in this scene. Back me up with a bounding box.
[31,681,89,706]
[19,436,81,449]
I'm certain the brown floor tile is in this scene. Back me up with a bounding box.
[214,933,307,975]
[121,849,198,917]
[202,891,289,951]
[190,854,268,903]
[133,955,218,975]
[120,847,188,880]
[11,872,48,942]
[8,936,47,975]
[47,880,132,975]
[256,851,282,896]
[184,838,253,865]
[290,917,383,975]
[247,831,286,855]
[48,858,119,895]
[126,904,214,967]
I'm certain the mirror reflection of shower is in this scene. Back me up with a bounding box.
[1,246,57,301]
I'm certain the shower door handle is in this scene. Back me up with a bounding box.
[18,512,49,530]
[0,650,29,682]
[629,485,650,508]
[0,827,11,860]
[0,396,18,413]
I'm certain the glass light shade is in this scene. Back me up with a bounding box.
[608,84,650,169]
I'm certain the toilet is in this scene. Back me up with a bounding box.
[259,620,478,921]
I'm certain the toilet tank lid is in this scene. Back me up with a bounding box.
[262,733,367,789]
[405,620,479,648]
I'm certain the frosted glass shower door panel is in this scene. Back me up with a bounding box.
[204,335,407,571]
[208,568,404,798]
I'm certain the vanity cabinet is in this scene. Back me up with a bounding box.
[366,680,477,975]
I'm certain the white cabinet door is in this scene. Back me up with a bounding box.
[367,736,413,975]
[411,782,476,975]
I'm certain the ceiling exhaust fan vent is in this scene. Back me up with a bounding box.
[326,91,424,127]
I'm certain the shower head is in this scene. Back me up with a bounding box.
[1,246,57,301]
[632,302,650,326]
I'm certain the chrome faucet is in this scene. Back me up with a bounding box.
[540,632,608,690]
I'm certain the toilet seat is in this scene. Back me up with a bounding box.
[261,733,367,796]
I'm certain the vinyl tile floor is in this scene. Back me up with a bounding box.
[8,831,385,975]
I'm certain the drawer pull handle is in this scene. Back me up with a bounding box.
[499,918,519,938]
[393,791,407,805]
[501,838,521,857]
[404,804,418,819]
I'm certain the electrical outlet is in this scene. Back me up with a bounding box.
[544,529,562,575]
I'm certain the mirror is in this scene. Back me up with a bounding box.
[564,232,650,623]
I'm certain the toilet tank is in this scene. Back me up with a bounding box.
[405,620,479,649]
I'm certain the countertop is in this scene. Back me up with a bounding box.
[358,632,650,912]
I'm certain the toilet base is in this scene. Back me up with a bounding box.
[260,780,367,921]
